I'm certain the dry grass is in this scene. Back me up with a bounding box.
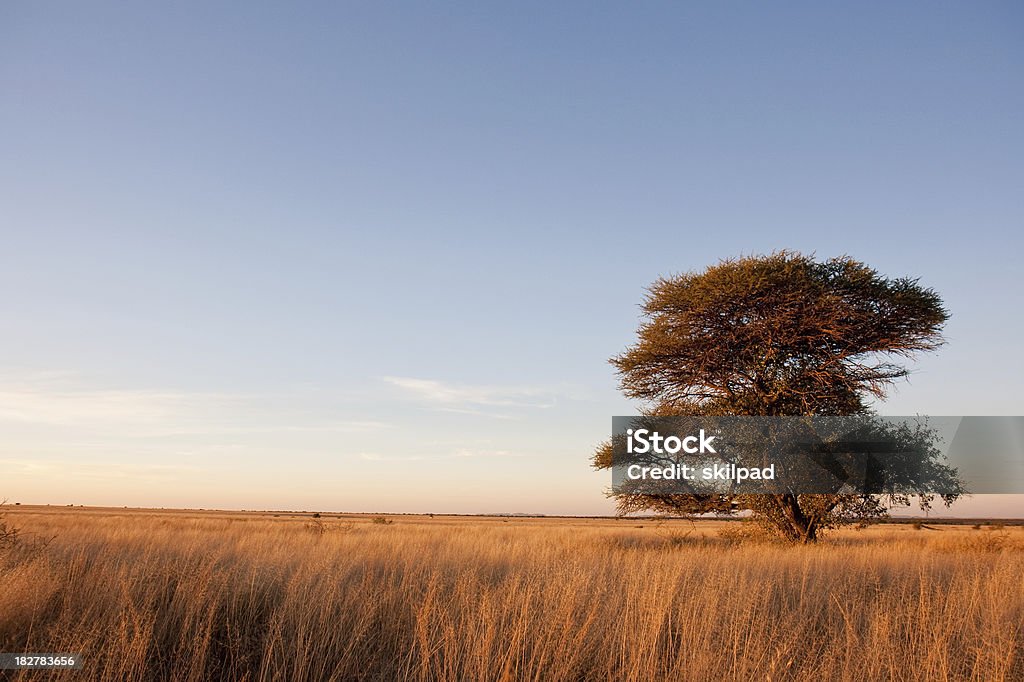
[1,508,1022,681]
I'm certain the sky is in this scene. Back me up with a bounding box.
[1,2,1022,516]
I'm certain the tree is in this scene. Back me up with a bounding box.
[593,252,961,542]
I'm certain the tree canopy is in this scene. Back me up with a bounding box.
[595,252,960,542]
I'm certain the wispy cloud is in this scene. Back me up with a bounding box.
[0,372,386,437]
[0,371,239,430]
[156,420,390,437]
[381,376,563,416]
[359,448,526,462]
[0,386,201,426]
[0,457,205,481]
[451,448,523,459]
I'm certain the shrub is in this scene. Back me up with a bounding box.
[0,502,20,549]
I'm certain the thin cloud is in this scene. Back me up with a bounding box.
[0,372,237,429]
[358,452,434,462]
[450,449,525,459]
[0,372,388,437]
[359,449,526,462]
[0,387,207,426]
[433,407,517,420]
[381,376,561,413]
[0,457,205,481]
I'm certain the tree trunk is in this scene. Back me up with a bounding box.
[777,494,818,543]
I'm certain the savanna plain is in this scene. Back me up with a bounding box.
[1,507,1021,681]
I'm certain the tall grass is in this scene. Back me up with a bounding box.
[1,511,1021,681]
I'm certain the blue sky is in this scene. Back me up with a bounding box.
[2,2,1022,515]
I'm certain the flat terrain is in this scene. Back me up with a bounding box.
[1,507,1022,681]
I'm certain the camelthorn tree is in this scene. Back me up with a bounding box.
[594,252,960,542]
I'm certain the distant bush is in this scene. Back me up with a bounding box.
[372,516,393,525]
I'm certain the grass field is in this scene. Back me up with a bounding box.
[1,507,1022,681]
